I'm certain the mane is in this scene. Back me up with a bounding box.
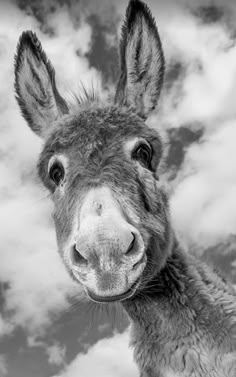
[69,82,113,114]
[75,82,99,104]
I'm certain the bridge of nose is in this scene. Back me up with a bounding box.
[80,186,119,220]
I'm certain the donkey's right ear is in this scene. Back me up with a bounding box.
[14,31,68,138]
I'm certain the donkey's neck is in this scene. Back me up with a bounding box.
[122,237,231,342]
[122,241,192,338]
[121,238,236,376]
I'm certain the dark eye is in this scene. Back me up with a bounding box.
[49,161,65,185]
[133,143,153,169]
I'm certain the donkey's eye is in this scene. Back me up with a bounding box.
[49,161,65,185]
[133,143,153,169]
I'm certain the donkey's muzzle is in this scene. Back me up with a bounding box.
[69,186,146,300]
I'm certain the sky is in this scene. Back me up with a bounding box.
[0,0,236,376]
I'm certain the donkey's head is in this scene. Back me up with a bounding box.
[14,0,171,303]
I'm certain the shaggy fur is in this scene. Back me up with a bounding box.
[14,0,236,376]
[123,243,236,376]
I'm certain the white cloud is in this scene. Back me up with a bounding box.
[46,342,66,367]
[0,314,13,338]
[0,355,7,377]
[171,119,236,247]
[44,6,102,96]
[52,331,138,377]
[27,336,66,367]
[0,193,76,334]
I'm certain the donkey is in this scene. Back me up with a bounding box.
[14,0,236,376]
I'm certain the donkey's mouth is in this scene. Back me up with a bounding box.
[86,280,140,303]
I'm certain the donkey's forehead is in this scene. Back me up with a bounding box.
[44,106,160,153]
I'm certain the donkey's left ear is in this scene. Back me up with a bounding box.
[115,0,165,118]
[14,31,68,138]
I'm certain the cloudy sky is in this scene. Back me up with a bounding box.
[1,0,236,375]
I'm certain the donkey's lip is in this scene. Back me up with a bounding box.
[86,280,140,303]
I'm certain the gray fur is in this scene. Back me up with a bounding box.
[14,0,236,376]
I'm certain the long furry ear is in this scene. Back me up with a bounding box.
[115,0,165,118]
[14,31,68,138]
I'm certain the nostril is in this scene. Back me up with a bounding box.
[71,244,88,266]
[125,232,136,256]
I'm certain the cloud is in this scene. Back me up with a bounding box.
[170,119,236,247]
[0,355,7,377]
[44,5,101,95]
[52,331,138,377]
[46,342,66,367]
[27,336,66,368]
[0,314,13,338]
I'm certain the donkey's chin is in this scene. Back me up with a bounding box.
[84,279,141,304]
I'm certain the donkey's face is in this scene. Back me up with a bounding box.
[14,0,169,303]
